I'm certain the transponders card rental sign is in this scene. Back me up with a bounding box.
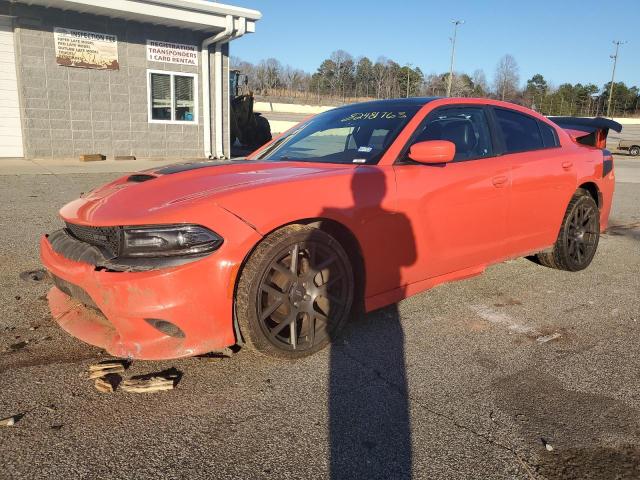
[147,40,198,66]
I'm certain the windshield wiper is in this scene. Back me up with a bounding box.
[256,135,290,159]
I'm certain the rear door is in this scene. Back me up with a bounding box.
[393,105,511,283]
[492,107,576,254]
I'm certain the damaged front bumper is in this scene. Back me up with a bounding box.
[40,231,242,360]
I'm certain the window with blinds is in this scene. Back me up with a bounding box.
[150,73,171,120]
[148,70,198,123]
[174,75,194,121]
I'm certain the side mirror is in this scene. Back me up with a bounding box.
[408,140,455,164]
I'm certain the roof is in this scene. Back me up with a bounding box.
[15,0,262,33]
[331,97,440,111]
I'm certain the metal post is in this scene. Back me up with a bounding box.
[406,63,412,98]
[607,41,626,117]
[446,20,464,97]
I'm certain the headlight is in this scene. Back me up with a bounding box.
[121,224,223,258]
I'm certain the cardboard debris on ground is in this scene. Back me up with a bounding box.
[88,361,127,379]
[121,376,175,393]
[1,415,19,427]
[94,375,120,393]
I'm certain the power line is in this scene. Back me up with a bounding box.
[446,20,464,97]
[606,40,627,117]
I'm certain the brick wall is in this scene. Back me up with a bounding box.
[4,2,223,160]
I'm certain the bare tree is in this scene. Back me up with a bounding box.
[494,54,520,101]
[471,69,489,96]
[372,57,389,99]
[257,58,282,94]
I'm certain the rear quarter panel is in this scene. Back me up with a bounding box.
[577,146,615,231]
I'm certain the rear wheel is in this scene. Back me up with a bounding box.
[236,225,354,359]
[536,189,600,271]
[629,145,640,157]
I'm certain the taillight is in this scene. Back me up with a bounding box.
[602,150,613,177]
[595,129,607,149]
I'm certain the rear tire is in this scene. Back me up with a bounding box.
[236,225,354,359]
[629,146,640,157]
[536,189,600,271]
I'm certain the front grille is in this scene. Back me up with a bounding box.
[65,223,121,256]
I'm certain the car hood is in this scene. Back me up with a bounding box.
[59,159,348,226]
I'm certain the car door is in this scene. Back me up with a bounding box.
[393,106,511,284]
[492,107,577,255]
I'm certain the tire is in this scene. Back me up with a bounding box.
[254,114,272,147]
[629,146,640,157]
[536,189,600,271]
[236,225,354,359]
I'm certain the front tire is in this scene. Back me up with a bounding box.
[629,146,640,157]
[536,189,600,271]
[236,225,354,359]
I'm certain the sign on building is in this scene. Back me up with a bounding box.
[54,27,119,70]
[146,40,198,67]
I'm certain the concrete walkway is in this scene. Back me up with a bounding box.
[0,157,188,175]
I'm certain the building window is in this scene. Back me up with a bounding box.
[147,70,198,124]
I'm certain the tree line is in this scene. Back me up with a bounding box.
[231,51,640,117]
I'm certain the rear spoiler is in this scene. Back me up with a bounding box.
[548,116,623,149]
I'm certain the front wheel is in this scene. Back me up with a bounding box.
[536,189,600,271]
[236,225,354,359]
[629,146,640,157]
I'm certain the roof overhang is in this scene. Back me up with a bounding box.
[12,0,261,33]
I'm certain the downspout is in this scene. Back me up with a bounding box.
[201,15,234,159]
[215,16,247,159]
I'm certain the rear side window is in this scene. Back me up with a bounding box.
[494,108,543,153]
[539,121,559,148]
[410,107,493,162]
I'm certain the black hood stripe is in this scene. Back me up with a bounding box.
[153,159,252,175]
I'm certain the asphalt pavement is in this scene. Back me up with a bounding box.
[0,159,638,479]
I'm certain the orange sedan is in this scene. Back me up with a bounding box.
[40,98,621,360]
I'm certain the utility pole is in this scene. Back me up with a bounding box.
[446,19,464,97]
[406,63,412,98]
[607,40,626,117]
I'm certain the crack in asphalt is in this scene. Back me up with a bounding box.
[337,345,539,479]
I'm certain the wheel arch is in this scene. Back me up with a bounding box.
[577,181,602,208]
[299,217,366,313]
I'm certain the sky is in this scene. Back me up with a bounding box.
[226,0,639,89]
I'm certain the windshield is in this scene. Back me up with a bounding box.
[258,102,422,165]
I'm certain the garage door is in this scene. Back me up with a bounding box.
[0,17,24,158]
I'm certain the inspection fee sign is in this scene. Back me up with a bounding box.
[54,27,119,70]
[147,40,198,66]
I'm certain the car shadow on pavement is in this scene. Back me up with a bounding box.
[324,167,416,480]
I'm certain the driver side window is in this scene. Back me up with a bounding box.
[410,107,493,162]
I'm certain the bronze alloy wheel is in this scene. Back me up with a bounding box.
[236,225,354,358]
[536,189,600,271]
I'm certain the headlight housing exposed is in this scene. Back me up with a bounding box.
[121,224,223,258]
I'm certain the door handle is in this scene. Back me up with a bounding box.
[561,161,573,170]
[492,175,508,187]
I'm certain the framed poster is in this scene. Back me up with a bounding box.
[54,27,119,70]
